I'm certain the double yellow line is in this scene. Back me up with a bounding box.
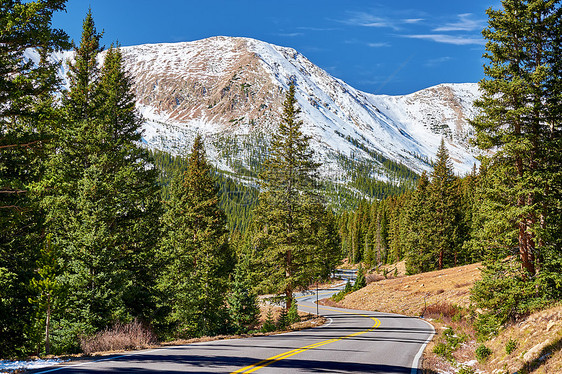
[231,305,381,373]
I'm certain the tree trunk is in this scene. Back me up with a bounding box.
[286,248,293,312]
[45,296,51,355]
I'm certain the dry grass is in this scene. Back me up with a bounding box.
[376,260,407,277]
[329,262,481,316]
[80,319,158,355]
[480,305,562,374]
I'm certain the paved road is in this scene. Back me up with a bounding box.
[31,289,434,374]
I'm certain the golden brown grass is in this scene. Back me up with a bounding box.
[80,319,158,354]
[332,262,481,316]
[479,305,562,373]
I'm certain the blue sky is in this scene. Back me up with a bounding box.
[52,0,501,95]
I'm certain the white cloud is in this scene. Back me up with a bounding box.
[402,34,485,45]
[341,12,400,30]
[277,32,304,37]
[297,26,338,32]
[403,18,424,24]
[434,13,485,32]
[425,56,453,67]
[368,42,391,48]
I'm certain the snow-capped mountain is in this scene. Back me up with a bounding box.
[53,36,482,183]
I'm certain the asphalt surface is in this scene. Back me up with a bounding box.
[30,288,434,374]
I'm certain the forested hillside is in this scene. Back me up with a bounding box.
[338,140,478,272]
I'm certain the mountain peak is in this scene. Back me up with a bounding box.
[48,36,481,186]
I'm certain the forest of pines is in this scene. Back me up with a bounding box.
[1,0,560,359]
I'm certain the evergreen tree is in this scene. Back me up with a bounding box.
[404,172,432,273]
[227,256,260,334]
[42,14,161,348]
[428,139,460,270]
[374,201,389,264]
[250,82,338,312]
[28,234,62,356]
[353,264,366,290]
[287,297,300,324]
[471,0,562,323]
[64,8,102,122]
[0,0,68,357]
[159,135,232,338]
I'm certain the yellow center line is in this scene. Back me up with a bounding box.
[230,304,381,373]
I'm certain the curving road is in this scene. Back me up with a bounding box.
[30,288,434,374]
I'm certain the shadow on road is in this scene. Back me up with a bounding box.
[27,353,416,373]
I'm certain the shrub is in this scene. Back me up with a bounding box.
[475,344,492,362]
[80,319,157,355]
[424,303,461,322]
[433,342,449,356]
[432,342,452,360]
[261,309,276,333]
[287,299,300,324]
[505,338,517,354]
[443,327,463,349]
[457,366,475,374]
[474,312,502,340]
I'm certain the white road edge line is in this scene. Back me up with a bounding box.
[33,348,167,374]
[410,318,435,374]
[321,317,334,328]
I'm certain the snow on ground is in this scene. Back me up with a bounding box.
[0,358,66,373]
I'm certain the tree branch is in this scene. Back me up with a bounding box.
[0,140,43,150]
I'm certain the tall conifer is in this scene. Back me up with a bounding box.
[159,135,232,337]
[429,139,460,270]
[0,0,67,356]
[471,0,562,323]
[43,14,161,347]
[250,82,338,312]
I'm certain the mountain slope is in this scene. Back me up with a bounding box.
[40,36,481,198]
[114,36,480,181]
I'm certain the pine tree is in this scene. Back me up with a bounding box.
[94,45,163,322]
[471,0,562,323]
[64,8,102,122]
[42,14,161,347]
[374,201,389,264]
[287,297,300,324]
[159,135,232,338]
[428,139,460,270]
[29,234,62,356]
[0,0,68,357]
[404,172,432,273]
[353,264,366,291]
[250,82,337,313]
[227,256,260,334]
